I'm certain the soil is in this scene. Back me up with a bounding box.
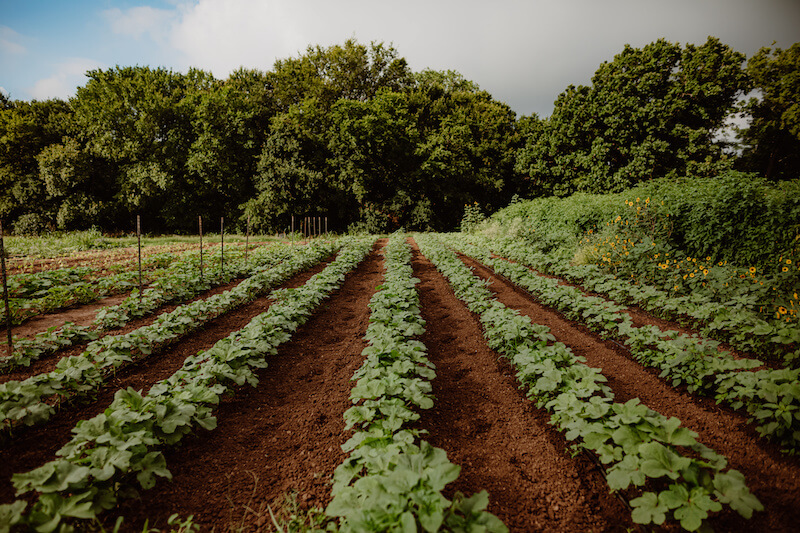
[2,238,798,532]
[0,255,337,509]
[109,240,387,532]
[409,238,633,532]
[459,253,800,532]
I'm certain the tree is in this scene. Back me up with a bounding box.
[737,42,800,181]
[0,98,71,230]
[246,97,352,232]
[71,66,215,230]
[517,37,748,196]
[188,68,277,227]
[269,39,413,111]
[328,91,421,232]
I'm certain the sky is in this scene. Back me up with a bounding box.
[1,0,799,118]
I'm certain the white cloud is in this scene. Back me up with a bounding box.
[104,6,175,40]
[169,0,306,74]
[29,58,104,100]
[1,26,27,56]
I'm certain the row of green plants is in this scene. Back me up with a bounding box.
[0,241,336,434]
[1,245,288,371]
[475,234,800,364]
[416,234,762,532]
[0,237,376,532]
[2,264,155,326]
[446,235,800,455]
[327,233,506,532]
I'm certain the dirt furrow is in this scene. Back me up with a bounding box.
[0,258,336,508]
[460,253,800,532]
[108,241,386,532]
[410,240,633,532]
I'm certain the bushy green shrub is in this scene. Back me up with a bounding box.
[12,213,51,236]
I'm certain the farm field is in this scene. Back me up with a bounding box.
[0,233,799,532]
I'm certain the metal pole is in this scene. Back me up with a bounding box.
[199,216,204,282]
[245,215,250,265]
[220,216,224,275]
[0,220,12,356]
[137,214,142,302]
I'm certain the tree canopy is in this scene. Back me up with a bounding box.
[0,37,797,235]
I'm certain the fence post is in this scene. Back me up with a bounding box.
[199,216,204,282]
[136,214,142,302]
[245,215,250,265]
[0,220,12,356]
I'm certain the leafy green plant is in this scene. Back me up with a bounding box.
[417,234,762,532]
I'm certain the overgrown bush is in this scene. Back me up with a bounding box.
[12,213,51,236]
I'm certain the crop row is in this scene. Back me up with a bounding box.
[416,234,761,532]
[0,251,185,326]
[476,236,800,364]
[445,235,800,455]
[0,237,375,532]
[1,244,290,371]
[327,234,506,532]
[0,241,336,434]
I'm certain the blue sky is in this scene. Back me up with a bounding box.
[2,0,799,117]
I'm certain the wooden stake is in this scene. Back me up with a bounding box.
[199,216,204,282]
[136,215,142,302]
[291,215,295,247]
[245,215,250,264]
[325,216,328,235]
[220,216,224,275]
[0,220,12,356]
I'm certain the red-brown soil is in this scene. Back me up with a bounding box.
[4,238,797,532]
[459,253,800,532]
[109,241,387,531]
[410,239,633,532]
[0,256,337,509]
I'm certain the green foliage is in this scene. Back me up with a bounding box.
[737,42,800,181]
[11,213,50,236]
[516,37,748,196]
[460,202,485,233]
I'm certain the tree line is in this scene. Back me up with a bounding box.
[0,37,797,235]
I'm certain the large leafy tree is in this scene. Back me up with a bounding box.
[411,73,521,229]
[328,91,421,232]
[517,37,748,196]
[737,43,800,181]
[246,97,351,232]
[188,68,277,227]
[0,98,71,230]
[269,39,413,111]
[71,66,215,230]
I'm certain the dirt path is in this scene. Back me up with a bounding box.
[109,241,386,532]
[0,257,338,509]
[410,240,633,532]
[460,254,800,532]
